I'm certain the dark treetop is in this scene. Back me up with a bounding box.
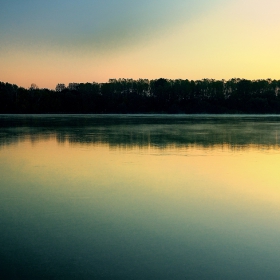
[1,78,280,113]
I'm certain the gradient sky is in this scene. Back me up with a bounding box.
[1,0,280,89]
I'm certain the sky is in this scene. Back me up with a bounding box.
[1,0,280,89]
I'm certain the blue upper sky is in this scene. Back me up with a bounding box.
[0,0,222,51]
[1,0,280,88]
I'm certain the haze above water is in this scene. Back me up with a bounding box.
[1,115,280,279]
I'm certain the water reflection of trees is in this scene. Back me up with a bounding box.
[1,115,280,150]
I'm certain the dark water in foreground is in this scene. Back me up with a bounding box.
[1,114,280,279]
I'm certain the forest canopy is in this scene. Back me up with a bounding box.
[1,78,280,114]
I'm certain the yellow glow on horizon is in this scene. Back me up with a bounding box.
[1,0,280,88]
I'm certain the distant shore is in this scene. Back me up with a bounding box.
[1,78,280,114]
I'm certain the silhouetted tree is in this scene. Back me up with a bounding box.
[1,78,280,114]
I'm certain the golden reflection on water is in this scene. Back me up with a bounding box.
[2,138,280,214]
[2,134,280,278]
[3,116,280,278]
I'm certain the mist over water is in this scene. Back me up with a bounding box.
[1,114,280,148]
[1,115,280,279]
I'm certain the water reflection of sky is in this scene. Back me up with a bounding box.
[1,115,280,279]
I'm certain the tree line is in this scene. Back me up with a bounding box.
[1,78,280,113]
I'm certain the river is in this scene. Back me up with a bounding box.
[1,114,280,279]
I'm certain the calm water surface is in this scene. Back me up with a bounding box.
[1,114,280,279]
